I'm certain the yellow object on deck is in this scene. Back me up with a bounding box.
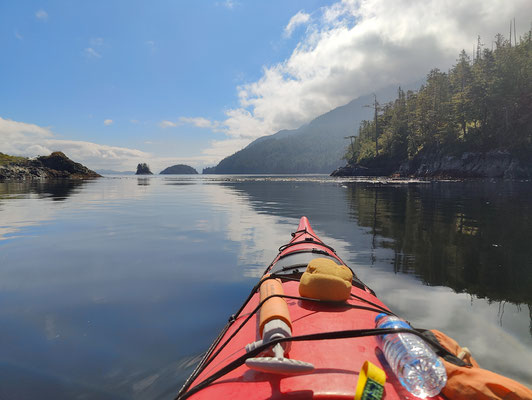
[354,361,386,400]
[299,258,353,301]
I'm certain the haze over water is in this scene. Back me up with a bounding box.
[0,176,531,399]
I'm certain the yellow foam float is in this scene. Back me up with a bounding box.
[298,258,353,301]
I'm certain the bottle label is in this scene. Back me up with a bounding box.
[361,377,384,400]
[355,361,386,400]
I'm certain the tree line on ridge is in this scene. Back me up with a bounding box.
[344,29,532,170]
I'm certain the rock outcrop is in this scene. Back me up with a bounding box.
[331,164,386,177]
[331,150,532,179]
[160,164,198,175]
[0,152,101,181]
[135,163,153,175]
[397,151,532,179]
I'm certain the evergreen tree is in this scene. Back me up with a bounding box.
[344,28,532,166]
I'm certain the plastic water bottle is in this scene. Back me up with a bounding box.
[375,313,447,398]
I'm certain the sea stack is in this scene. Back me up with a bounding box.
[136,163,153,175]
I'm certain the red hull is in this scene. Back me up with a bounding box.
[178,217,443,399]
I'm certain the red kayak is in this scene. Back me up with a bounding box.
[177,217,445,399]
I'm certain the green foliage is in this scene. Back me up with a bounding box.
[346,29,532,165]
[0,153,27,166]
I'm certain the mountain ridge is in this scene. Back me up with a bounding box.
[203,82,422,174]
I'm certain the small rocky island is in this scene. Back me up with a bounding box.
[135,163,153,175]
[160,164,198,175]
[0,152,101,181]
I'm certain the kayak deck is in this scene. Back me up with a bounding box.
[178,217,443,399]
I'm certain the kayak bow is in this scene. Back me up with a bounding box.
[177,217,444,400]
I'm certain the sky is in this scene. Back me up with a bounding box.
[1,0,531,172]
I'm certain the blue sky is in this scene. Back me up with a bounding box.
[1,0,531,171]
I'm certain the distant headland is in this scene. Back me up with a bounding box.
[0,152,101,181]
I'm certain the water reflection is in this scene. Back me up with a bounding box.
[137,177,151,186]
[208,178,532,386]
[217,178,532,308]
[0,180,89,242]
[0,176,530,398]
[0,179,87,201]
[344,182,532,308]
[0,177,259,399]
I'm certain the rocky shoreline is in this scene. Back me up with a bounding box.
[0,152,101,181]
[331,151,532,179]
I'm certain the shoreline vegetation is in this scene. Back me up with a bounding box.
[0,152,100,181]
[333,29,532,179]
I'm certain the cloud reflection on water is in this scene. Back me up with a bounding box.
[204,177,532,386]
[0,176,530,397]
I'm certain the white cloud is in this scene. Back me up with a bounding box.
[145,40,157,54]
[35,9,48,20]
[90,37,104,46]
[178,117,222,131]
[0,117,220,171]
[84,47,101,58]
[218,0,238,9]
[160,117,223,132]
[15,31,23,40]
[0,117,149,171]
[45,139,146,165]
[284,10,311,38]
[201,0,532,162]
[103,119,113,126]
[201,138,251,159]
[159,120,177,128]
[0,117,53,142]
[84,38,104,59]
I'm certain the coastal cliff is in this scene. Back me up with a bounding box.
[0,152,101,181]
[397,151,532,179]
[332,151,532,179]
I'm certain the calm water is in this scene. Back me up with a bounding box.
[0,176,531,399]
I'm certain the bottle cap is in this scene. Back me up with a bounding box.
[375,313,387,323]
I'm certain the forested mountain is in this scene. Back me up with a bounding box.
[203,85,414,174]
[344,30,532,175]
